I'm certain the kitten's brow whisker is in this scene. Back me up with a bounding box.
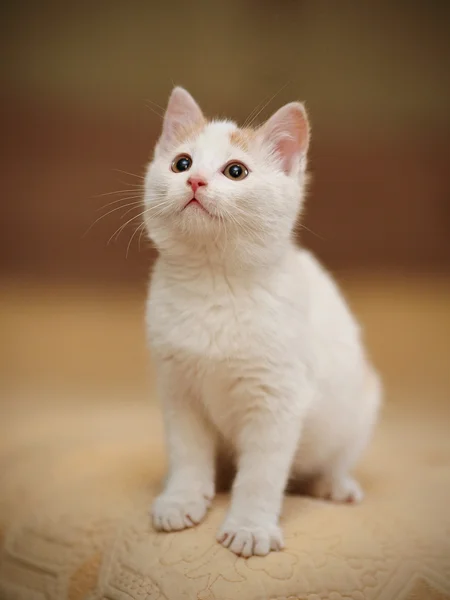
[242,97,268,129]
[110,175,143,187]
[116,182,143,191]
[146,98,165,112]
[297,223,324,240]
[246,81,291,129]
[145,101,164,120]
[113,168,145,180]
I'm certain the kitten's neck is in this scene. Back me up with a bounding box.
[157,237,296,281]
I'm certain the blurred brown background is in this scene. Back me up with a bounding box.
[1,1,449,406]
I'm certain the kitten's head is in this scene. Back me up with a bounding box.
[144,87,310,264]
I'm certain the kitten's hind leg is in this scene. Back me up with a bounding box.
[301,367,381,505]
[287,469,363,503]
[295,425,366,504]
[307,472,364,504]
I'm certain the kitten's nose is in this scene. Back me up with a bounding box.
[187,176,207,193]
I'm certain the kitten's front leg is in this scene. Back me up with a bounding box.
[151,370,216,532]
[217,395,303,557]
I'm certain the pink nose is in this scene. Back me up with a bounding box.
[187,176,207,193]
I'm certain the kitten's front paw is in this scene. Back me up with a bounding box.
[217,517,284,557]
[151,492,212,532]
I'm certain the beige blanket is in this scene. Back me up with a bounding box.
[0,397,449,600]
[1,279,449,599]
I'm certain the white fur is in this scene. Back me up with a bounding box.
[144,88,381,557]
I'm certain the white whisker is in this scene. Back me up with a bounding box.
[96,196,142,211]
[107,210,149,245]
[84,200,145,237]
[138,222,148,251]
[145,100,164,120]
[246,81,290,129]
[126,221,147,258]
[93,189,141,198]
[113,168,145,180]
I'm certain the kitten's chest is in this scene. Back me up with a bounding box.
[147,269,302,385]
[148,283,255,361]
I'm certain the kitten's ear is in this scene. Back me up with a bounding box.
[258,102,309,174]
[159,87,205,151]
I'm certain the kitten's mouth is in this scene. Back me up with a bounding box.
[183,196,212,216]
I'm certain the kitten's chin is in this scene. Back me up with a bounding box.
[145,208,219,246]
[183,198,215,218]
[179,210,220,239]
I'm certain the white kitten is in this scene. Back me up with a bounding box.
[144,87,381,557]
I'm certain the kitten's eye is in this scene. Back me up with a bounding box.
[223,162,249,181]
[171,154,192,173]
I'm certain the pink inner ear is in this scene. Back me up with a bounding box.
[160,87,205,150]
[260,103,309,173]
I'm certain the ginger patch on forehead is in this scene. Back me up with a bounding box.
[230,128,256,151]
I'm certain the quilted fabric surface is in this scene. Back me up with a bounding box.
[0,398,449,600]
[1,279,449,599]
